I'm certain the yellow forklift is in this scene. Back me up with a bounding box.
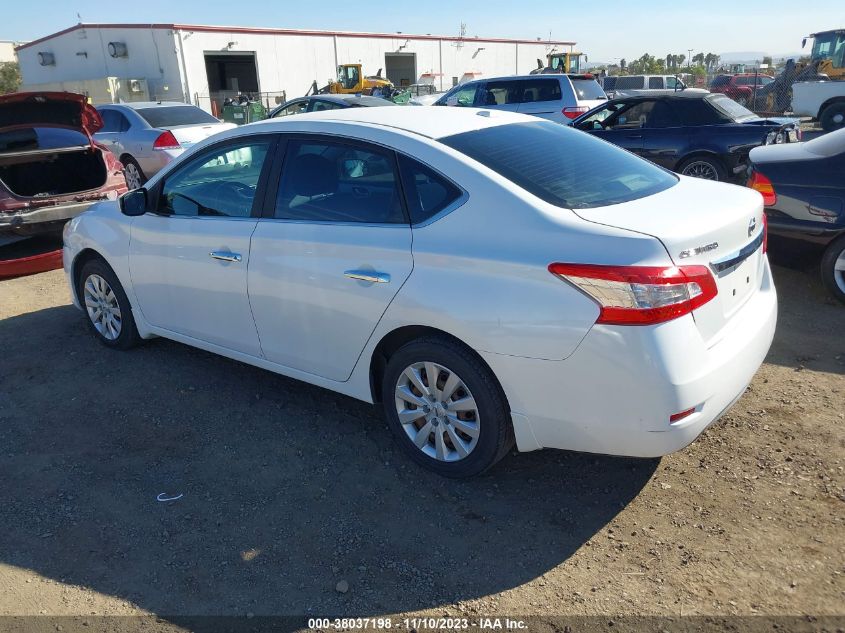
[530,51,588,75]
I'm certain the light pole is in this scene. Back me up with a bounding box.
[688,48,693,69]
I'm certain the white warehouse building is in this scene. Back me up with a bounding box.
[16,22,575,113]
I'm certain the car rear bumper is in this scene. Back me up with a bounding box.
[483,256,778,457]
[0,201,96,236]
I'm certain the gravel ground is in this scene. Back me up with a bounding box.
[0,254,842,627]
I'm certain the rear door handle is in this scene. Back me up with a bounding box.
[344,270,390,283]
[210,251,242,263]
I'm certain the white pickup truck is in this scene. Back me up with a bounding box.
[791,81,845,131]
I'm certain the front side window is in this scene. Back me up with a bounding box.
[160,141,270,217]
[440,121,677,209]
[275,140,405,224]
[397,155,463,224]
[338,66,360,90]
[442,83,479,107]
[274,101,308,117]
[666,77,681,90]
[604,101,655,129]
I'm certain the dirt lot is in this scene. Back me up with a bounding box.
[0,256,843,627]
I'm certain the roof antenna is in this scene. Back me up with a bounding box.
[77,12,83,23]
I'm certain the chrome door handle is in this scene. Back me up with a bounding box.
[210,251,242,263]
[344,270,390,283]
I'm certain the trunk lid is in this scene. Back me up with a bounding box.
[0,92,103,144]
[572,176,766,343]
[164,122,236,149]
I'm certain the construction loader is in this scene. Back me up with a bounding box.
[530,51,587,75]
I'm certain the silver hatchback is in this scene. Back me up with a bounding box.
[94,103,235,189]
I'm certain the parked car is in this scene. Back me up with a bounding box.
[95,102,235,189]
[63,107,776,478]
[269,94,396,118]
[748,128,845,303]
[570,92,801,181]
[433,74,607,122]
[0,92,127,243]
[601,74,704,98]
[709,74,775,107]
[791,80,845,132]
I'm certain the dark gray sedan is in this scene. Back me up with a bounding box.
[269,94,396,118]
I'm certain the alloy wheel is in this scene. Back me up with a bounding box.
[83,274,122,341]
[682,161,719,180]
[394,361,480,462]
[125,163,142,190]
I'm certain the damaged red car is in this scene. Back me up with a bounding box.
[0,92,127,276]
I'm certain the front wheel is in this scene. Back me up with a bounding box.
[382,336,514,478]
[678,156,726,182]
[78,258,141,349]
[820,236,845,305]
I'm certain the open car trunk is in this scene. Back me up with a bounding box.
[0,147,107,198]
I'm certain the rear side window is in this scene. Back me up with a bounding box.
[569,78,605,100]
[676,98,729,125]
[648,77,664,89]
[440,121,676,209]
[275,140,405,224]
[397,155,463,224]
[614,76,644,90]
[135,106,219,128]
[520,79,562,103]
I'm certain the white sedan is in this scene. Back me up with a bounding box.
[63,107,777,478]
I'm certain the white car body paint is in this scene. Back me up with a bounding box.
[64,107,777,458]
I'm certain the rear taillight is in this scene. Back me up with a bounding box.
[748,170,777,207]
[153,130,181,150]
[548,263,718,326]
[562,106,589,120]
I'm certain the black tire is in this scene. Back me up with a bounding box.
[77,258,141,350]
[381,336,514,478]
[677,155,727,182]
[819,102,845,133]
[820,235,845,305]
[121,156,147,190]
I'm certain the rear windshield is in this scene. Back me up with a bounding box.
[135,106,220,128]
[707,94,757,121]
[570,78,607,100]
[440,121,676,208]
[0,127,89,153]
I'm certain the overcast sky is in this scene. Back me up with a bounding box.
[6,0,844,60]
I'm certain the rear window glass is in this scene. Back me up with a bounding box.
[707,94,756,121]
[0,127,89,153]
[135,106,220,128]
[440,121,676,209]
[570,78,606,100]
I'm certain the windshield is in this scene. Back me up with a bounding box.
[440,121,676,209]
[136,106,220,128]
[570,78,606,100]
[707,94,757,121]
[811,31,845,68]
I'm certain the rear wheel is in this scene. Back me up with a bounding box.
[78,258,140,349]
[819,102,845,132]
[820,236,845,305]
[678,156,726,182]
[121,156,147,190]
[382,336,514,478]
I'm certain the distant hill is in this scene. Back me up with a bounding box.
[720,51,804,63]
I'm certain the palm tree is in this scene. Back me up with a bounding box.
[677,54,685,68]
[693,52,705,67]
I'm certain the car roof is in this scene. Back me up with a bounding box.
[306,94,394,106]
[248,106,537,140]
[611,91,713,102]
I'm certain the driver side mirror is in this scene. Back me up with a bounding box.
[119,189,148,217]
